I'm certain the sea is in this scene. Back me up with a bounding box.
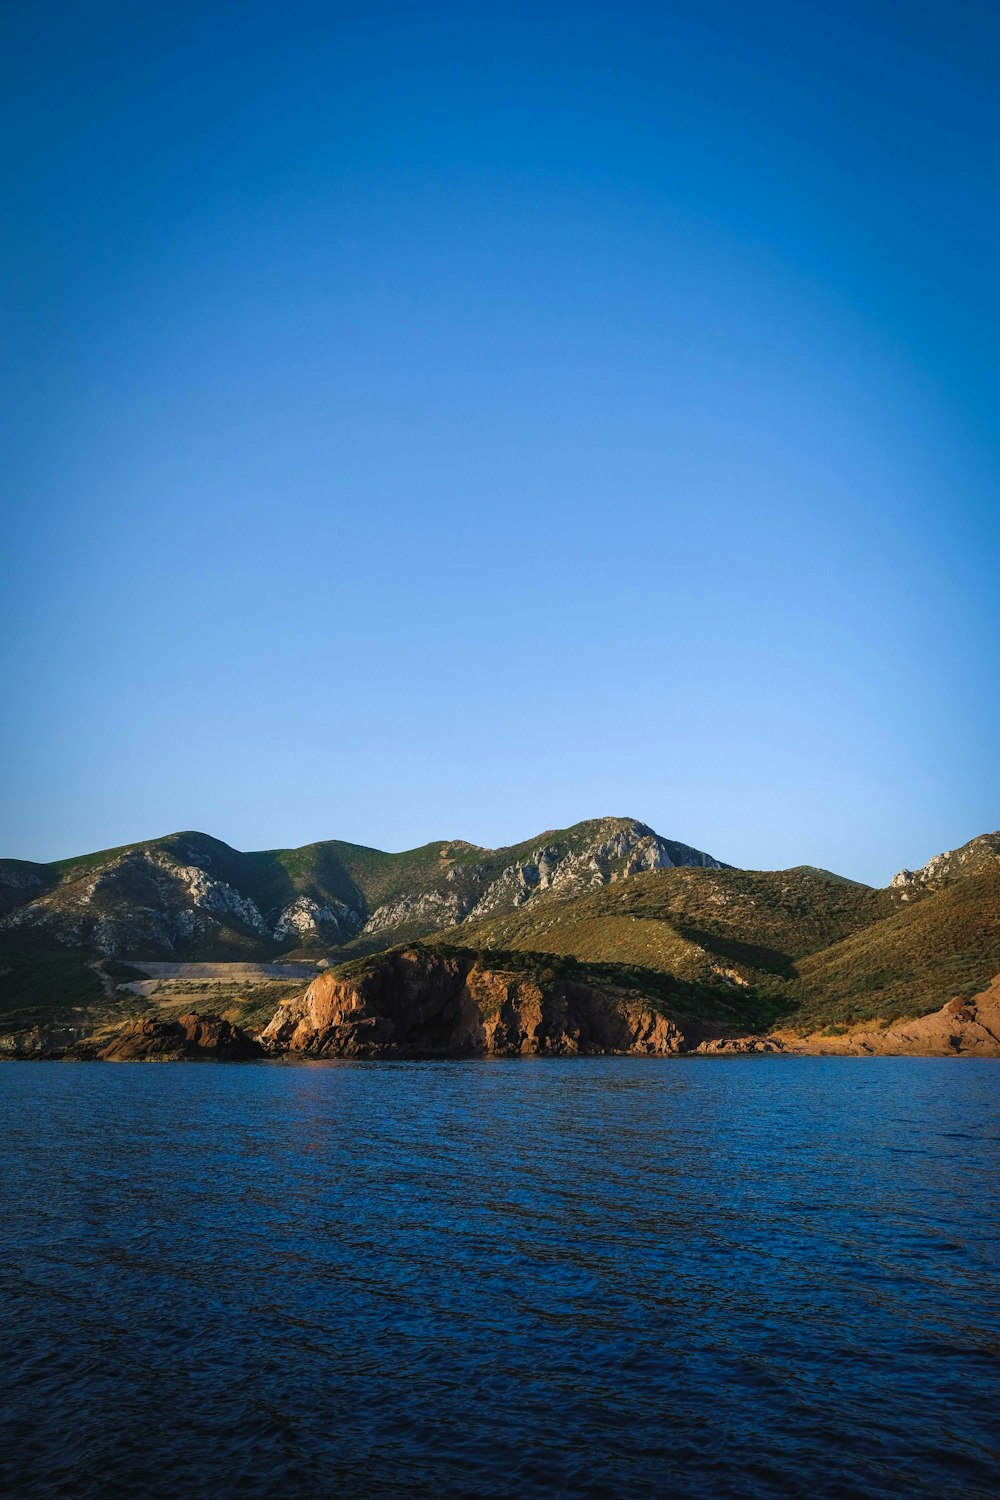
[1,1057,998,1499]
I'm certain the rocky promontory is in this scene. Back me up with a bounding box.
[97,1012,263,1062]
[260,946,700,1057]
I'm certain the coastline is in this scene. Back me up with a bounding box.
[3,973,998,1062]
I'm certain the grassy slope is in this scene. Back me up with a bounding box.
[0,949,107,1033]
[782,864,1000,1026]
[442,866,888,980]
[433,862,1000,1030]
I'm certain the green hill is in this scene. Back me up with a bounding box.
[1,820,996,1047]
[0,817,725,1035]
[430,847,1000,1032]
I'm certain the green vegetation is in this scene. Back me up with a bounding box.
[438,865,889,976]
[0,819,996,1043]
[780,864,1000,1027]
[324,940,793,1036]
[430,860,1000,1034]
[0,947,107,1032]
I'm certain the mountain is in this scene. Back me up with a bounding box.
[0,817,724,962]
[0,818,724,1036]
[1,819,997,1056]
[440,836,1000,1029]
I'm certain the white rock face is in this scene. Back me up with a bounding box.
[363,890,464,937]
[273,896,360,943]
[890,832,1000,892]
[463,863,541,922]
[1,903,86,942]
[89,909,208,958]
[165,861,268,934]
[356,820,723,940]
[461,823,714,925]
[0,847,267,957]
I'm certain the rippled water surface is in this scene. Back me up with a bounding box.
[1,1059,998,1499]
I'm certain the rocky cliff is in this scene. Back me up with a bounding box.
[98,1013,263,1062]
[260,956,1000,1059]
[259,947,702,1057]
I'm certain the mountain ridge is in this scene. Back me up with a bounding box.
[0,816,726,963]
[1,819,996,1055]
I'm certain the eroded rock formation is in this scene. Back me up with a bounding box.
[260,947,693,1057]
[98,1012,263,1062]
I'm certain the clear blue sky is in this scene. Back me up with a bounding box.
[2,0,997,883]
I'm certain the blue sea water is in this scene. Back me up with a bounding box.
[1,1058,998,1499]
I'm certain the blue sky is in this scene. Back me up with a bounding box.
[2,0,997,882]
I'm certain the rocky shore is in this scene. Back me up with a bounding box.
[97,1012,263,1062]
[783,974,1000,1056]
[4,955,997,1061]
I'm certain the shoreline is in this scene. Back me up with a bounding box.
[4,974,998,1064]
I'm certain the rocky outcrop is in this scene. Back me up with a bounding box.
[694,1035,786,1054]
[260,948,695,1057]
[787,975,1000,1055]
[98,1013,263,1062]
[890,831,1000,900]
[362,890,464,939]
[356,820,724,943]
[0,1023,92,1059]
[272,895,360,944]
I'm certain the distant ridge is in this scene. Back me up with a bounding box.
[0,816,726,962]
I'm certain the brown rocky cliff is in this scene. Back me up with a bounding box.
[99,1013,263,1061]
[259,948,693,1057]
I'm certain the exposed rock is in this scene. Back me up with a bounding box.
[890,832,1000,893]
[0,1024,92,1058]
[165,862,268,934]
[0,847,257,957]
[272,895,360,943]
[787,975,1000,1056]
[363,890,464,938]
[694,1035,786,1054]
[355,820,725,944]
[260,947,694,1058]
[98,1013,263,1062]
